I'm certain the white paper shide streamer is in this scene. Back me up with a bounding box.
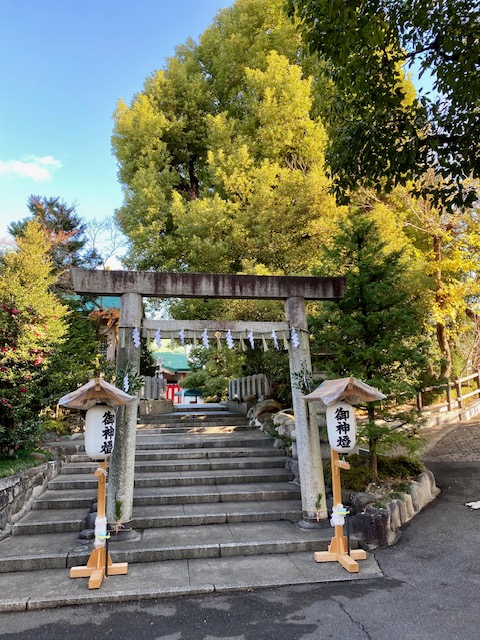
[271,330,279,350]
[290,327,300,348]
[154,329,162,350]
[202,328,210,348]
[226,329,234,349]
[330,504,348,527]
[132,327,141,348]
[94,515,108,549]
[178,328,185,346]
[247,330,255,349]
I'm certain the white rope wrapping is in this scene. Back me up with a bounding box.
[94,516,109,549]
[330,504,348,527]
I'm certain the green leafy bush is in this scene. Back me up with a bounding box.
[323,454,424,493]
[0,449,52,479]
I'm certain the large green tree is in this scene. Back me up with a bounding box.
[287,0,480,209]
[0,220,68,456]
[112,0,340,295]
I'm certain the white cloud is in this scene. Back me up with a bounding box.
[0,155,63,182]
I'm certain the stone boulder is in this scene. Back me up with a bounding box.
[273,411,295,439]
[247,399,282,429]
[348,492,377,515]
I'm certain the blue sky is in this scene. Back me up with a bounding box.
[0,0,233,242]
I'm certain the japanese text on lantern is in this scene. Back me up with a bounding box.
[326,401,356,453]
[100,410,115,455]
[335,406,351,449]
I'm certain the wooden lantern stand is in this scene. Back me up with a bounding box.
[314,449,367,573]
[69,459,128,589]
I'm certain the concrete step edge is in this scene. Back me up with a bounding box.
[34,488,301,510]
[61,459,287,475]
[0,535,341,573]
[13,506,304,535]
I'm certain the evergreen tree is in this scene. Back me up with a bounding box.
[0,220,68,456]
[8,196,102,292]
[310,212,432,474]
[181,345,244,402]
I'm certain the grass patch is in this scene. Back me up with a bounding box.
[0,450,51,479]
[323,454,424,493]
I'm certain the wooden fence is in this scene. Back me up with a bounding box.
[417,371,480,411]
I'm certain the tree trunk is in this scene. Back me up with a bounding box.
[433,234,453,379]
[188,158,199,201]
[369,437,378,478]
[366,403,378,478]
[437,321,452,379]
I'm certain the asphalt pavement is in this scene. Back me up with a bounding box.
[1,419,480,640]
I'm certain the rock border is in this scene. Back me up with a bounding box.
[350,469,440,548]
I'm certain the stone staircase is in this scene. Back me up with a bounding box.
[0,404,348,596]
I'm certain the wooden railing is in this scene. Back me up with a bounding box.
[417,371,480,411]
[228,374,270,402]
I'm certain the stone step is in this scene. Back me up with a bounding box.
[0,521,341,572]
[134,435,274,450]
[64,432,273,454]
[142,408,248,417]
[129,500,302,529]
[61,456,287,475]
[69,446,283,464]
[12,498,302,535]
[173,403,228,412]
[48,468,294,491]
[136,424,252,435]
[137,446,283,460]
[132,483,301,506]
[138,414,249,428]
[12,509,87,536]
[33,482,301,510]
[33,489,96,510]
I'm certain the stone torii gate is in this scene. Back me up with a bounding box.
[71,268,345,528]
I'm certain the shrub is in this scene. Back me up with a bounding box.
[323,453,424,493]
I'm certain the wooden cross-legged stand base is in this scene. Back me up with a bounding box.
[314,450,367,573]
[69,460,128,589]
[70,547,128,589]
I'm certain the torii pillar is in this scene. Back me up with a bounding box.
[107,292,142,524]
[285,297,327,524]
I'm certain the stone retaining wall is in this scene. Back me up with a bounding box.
[0,461,60,540]
[138,399,174,416]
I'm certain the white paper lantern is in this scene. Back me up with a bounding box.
[84,404,116,460]
[326,401,356,453]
